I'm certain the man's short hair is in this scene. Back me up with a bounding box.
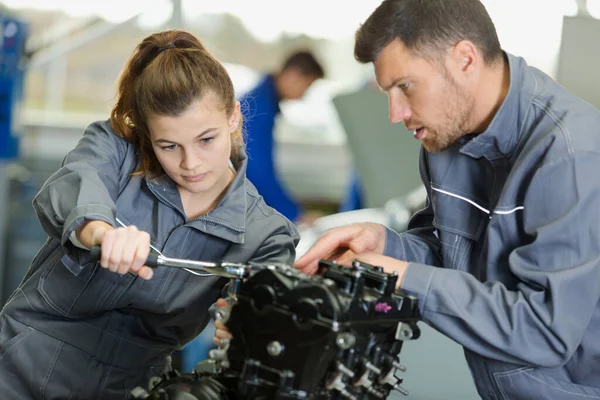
[354,0,502,65]
[281,50,325,79]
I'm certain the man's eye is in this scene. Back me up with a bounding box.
[399,82,410,90]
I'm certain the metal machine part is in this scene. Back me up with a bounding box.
[103,252,421,400]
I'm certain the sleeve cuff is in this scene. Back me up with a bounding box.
[400,262,436,316]
[62,204,115,245]
[383,226,405,259]
[61,204,115,269]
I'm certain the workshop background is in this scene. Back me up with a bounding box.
[1,1,599,398]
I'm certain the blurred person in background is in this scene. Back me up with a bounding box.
[0,29,298,399]
[241,50,325,225]
[296,0,600,398]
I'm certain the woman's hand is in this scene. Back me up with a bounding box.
[213,298,233,347]
[78,221,154,279]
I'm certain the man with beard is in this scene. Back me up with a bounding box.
[295,0,600,399]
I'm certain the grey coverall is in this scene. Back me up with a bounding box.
[387,53,600,399]
[0,120,299,399]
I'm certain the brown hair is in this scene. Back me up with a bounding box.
[354,0,502,66]
[281,50,325,79]
[111,30,244,177]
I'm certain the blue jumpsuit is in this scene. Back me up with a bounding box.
[241,75,302,222]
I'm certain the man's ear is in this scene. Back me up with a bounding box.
[229,101,241,132]
[452,40,478,73]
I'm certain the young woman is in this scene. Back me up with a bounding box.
[0,30,298,399]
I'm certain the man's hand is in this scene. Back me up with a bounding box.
[294,223,387,275]
[350,252,409,290]
[213,298,233,347]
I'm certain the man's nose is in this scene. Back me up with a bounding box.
[389,97,412,124]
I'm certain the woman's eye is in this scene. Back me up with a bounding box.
[399,82,410,90]
[162,144,177,151]
[201,137,214,144]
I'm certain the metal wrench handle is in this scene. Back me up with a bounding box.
[89,245,251,279]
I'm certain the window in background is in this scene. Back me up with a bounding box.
[4,0,583,113]
[483,0,578,78]
[588,0,600,17]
